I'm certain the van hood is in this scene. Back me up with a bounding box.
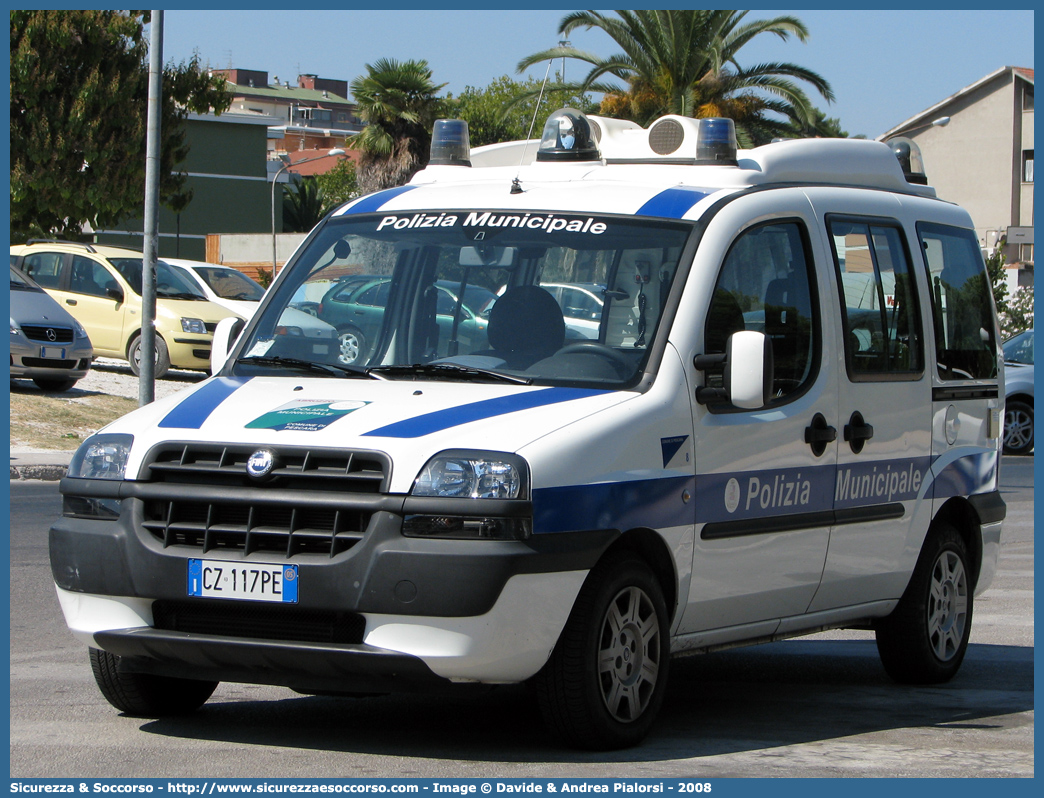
[110,376,636,492]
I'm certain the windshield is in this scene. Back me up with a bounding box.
[231,211,693,387]
[10,265,42,292]
[1002,329,1034,365]
[110,258,208,299]
[192,266,265,301]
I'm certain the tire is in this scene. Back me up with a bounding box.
[32,377,77,392]
[128,333,170,379]
[875,522,973,684]
[1003,399,1034,455]
[533,550,670,750]
[89,648,217,716]
[336,327,366,365]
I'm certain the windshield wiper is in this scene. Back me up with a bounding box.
[368,363,532,385]
[158,291,205,300]
[236,355,381,379]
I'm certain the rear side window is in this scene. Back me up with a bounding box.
[917,222,999,381]
[828,217,923,380]
[21,252,63,288]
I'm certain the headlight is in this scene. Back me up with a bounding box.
[11,318,21,335]
[73,320,89,339]
[412,452,525,499]
[68,433,134,480]
[181,317,207,334]
[406,451,530,540]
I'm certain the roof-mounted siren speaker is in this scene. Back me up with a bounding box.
[644,116,737,164]
[536,108,601,162]
[885,136,928,185]
[429,119,472,166]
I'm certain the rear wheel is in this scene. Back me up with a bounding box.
[875,522,972,683]
[533,550,670,750]
[1003,399,1034,455]
[89,648,217,716]
[336,327,366,365]
[128,333,170,378]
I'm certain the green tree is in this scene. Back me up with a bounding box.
[10,10,231,241]
[453,75,597,147]
[349,58,449,194]
[985,237,1034,337]
[517,10,834,146]
[782,106,853,139]
[316,158,360,211]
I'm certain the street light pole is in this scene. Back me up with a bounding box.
[270,148,346,275]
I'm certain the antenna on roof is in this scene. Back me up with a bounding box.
[512,58,555,194]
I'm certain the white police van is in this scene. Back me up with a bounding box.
[52,108,1005,750]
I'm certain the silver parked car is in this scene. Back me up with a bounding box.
[9,263,93,391]
[1002,328,1034,455]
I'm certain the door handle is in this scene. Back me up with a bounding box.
[844,411,874,454]
[65,299,77,306]
[804,413,836,457]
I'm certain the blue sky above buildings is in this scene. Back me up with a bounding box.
[162,7,1034,140]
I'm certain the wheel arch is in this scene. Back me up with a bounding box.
[1006,391,1033,407]
[599,527,679,625]
[931,497,984,591]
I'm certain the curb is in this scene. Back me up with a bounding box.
[10,464,69,481]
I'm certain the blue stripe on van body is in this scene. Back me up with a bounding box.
[533,475,694,535]
[158,377,251,429]
[362,387,607,439]
[341,185,418,215]
[636,186,711,219]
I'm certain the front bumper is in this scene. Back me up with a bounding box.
[51,476,612,685]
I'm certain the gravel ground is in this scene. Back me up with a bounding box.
[58,356,206,401]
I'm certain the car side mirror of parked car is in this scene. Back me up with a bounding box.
[106,286,124,303]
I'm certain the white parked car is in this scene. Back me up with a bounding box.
[161,258,264,320]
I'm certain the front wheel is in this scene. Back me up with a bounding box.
[875,522,973,684]
[533,550,670,750]
[89,648,217,716]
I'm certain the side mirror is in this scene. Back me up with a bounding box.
[694,330,774,409]
[210,315,245,374]
[106,286,124,303]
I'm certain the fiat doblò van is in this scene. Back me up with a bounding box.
[51,109,1005,750]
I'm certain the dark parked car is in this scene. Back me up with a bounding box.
[316,277,497,364]
[9,264,93,391]
[1002,328,1034,455]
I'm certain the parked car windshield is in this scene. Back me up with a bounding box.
[10,264,43,292]
[232,211,693,387]
[110,258,207,299]
[190,266,265,301]
[1002,329,1034,365]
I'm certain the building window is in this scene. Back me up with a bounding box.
[1020,243,1034,264]
[1023,150,1033,183]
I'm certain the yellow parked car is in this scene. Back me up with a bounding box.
[10,241,238,377]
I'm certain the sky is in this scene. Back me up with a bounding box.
[162,7,1030,140]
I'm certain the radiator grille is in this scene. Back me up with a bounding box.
[21,325,75,343]
[139,443,390,557]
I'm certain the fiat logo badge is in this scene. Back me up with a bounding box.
[246,449,277,479]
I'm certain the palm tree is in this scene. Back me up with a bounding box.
[349,58,448,194]
[282,176,326,233]
[517,10,834,146]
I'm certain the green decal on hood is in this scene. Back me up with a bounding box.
[245,399,370,432]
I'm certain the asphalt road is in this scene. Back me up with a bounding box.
[8,458,1034,778]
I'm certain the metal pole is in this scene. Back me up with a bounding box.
[140,9,163,406]
[271,162,288,275]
